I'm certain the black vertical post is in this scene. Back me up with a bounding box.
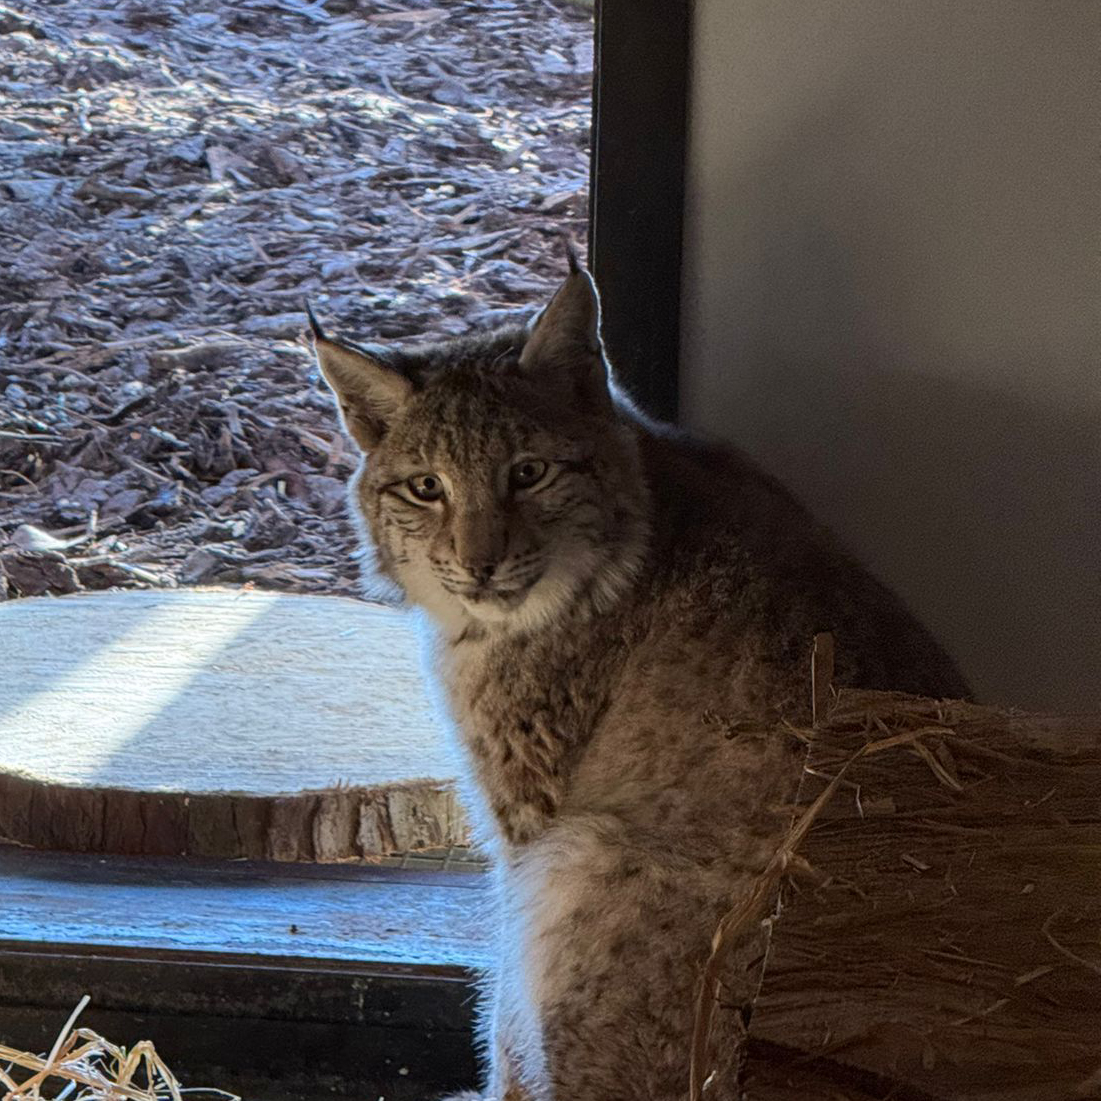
[588,0,692,423]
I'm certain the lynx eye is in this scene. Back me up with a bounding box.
[407,473,445,502]
[510,459,548,490]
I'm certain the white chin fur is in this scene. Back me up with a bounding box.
[458,593,525,624]
[395,539,641,640]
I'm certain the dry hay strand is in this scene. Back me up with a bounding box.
[0,996,238,1101]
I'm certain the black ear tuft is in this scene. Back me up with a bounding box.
[564,237,582,275]
[304,298,326,342]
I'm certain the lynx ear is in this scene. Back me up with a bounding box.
[306,303,411,450]
[518,261,610,409]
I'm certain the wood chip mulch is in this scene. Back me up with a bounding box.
[0,0,592,599]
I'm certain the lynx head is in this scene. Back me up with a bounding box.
[310,256,650,637]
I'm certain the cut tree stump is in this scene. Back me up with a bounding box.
[0,588,468,861]
[742,690,1101,1101]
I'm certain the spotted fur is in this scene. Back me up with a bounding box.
[309,261,970,1101]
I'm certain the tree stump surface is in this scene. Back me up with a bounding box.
[0,588,468,861]
[743,690,1101,1101]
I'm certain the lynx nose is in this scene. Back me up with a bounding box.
[465,562,496,586]
[453,509,505,587]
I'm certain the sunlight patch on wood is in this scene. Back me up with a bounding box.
[0,589,278,784]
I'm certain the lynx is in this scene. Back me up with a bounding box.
[308,250,969,1100]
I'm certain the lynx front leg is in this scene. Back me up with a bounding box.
[483,979,547,1101]
[482,883,552,1101]
[438,1034,536,1101]
[437,1081,532,1101]
[488,1043,538,1101]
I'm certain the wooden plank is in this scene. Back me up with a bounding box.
[0,846,491,969]
[0,588,469,859]
[0,941,474,1021]
[744,691,1101,1101]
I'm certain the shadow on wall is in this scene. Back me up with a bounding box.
[681,28,1099,711]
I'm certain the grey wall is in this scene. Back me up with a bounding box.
[680,0,1099,710]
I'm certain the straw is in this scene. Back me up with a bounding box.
[0,999,239,1101]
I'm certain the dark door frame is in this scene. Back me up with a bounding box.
[589,0,693,423]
